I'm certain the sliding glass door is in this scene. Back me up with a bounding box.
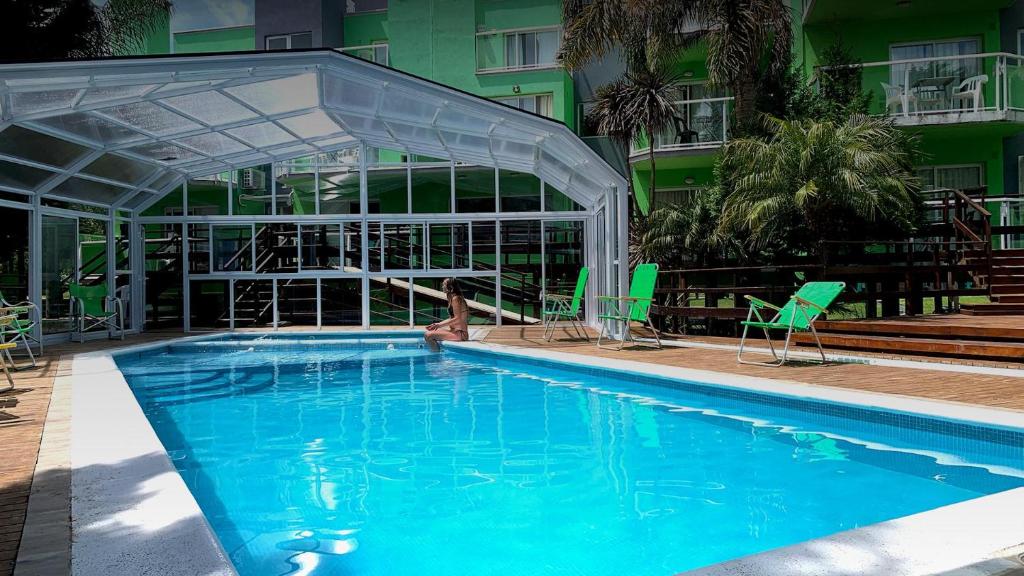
[41,215,77,334]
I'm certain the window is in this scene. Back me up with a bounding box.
[476,27,560,73]
[266,32,313,50]
[341,43,389,65]
[652,187,701,210]
[915,164,984,192]
[494,94,553,118]
[346,0,387,14]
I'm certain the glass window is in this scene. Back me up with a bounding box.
[299,223,353,271]
[189,280,228,329]
[321,279,361,326]
[428,223,469,269]
[544,183,584,212]
[232,279,274,327]
[233,165,271,216]
[0,125,90,168]
[499,169,541,212]
[889,39,981,109]
[366,151,407,213]
[494,94,554,118]
[369,276,410,326]
[455,165,496,213]
[543,221,586,317]
[471,221,496,271]
[342,44,389,65]
[266,32,313,50]
[346,0,387,13]
[0,159,55,190]
[212,225,253,272]
[382,223,424,270]
[275,157,317,215]
[187,224,210,274]
[256,224,299,274]
[143,223,183,329]
[81,154,156,186]
[499,220,543,323]
[411,165,451,213]
[0,207,29,303]
[278,279,317,326]
[479,28,560,72]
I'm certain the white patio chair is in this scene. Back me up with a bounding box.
[881,82,916,115]
[951,74,987,112]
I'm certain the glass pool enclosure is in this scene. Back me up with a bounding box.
[0,50,627,337]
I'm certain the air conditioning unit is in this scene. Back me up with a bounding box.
[240,168,265,190]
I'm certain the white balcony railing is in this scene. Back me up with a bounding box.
[476,26,561,74]
[819,52,1024,120]
[629,96,734,156]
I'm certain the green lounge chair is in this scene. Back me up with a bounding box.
[737,281,845,366]
[69,283,124,343]
[0,315,17,390]
[597,263,661,350]
[542,267,589,342]
[0,291,42,366]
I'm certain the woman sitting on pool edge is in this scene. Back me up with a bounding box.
[424,278,470,350]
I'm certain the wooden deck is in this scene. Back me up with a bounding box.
[2,327,1023,575]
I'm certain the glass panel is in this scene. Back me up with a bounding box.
[0,159,55,190]
[141,184,184,217]
[187,224,210,274]
[461,276,498,324]
[144,223,184,329]
[321,279,361,326]
[256,224,299,274]
[455,165,495,213]
[174,132,250,156]
[212,225,253,272]
[413,276,497,326]
[34,112,144,146]
[544,220,586,316]
[41,215,76,334]
[224,73,319,115]
[536,30,559,66]
[428,223,469,269]
[0,207,29,303]
[266,36,288,50]
[189,280,228,330]
[81,154,156,186]
[499,169,541,212]
[382,223,424,270]
[499,220,543,324]
[0,125,89,168]
[278,279,317,326]
[544,183,584,211]
[346,0,387,13]
[8,89,79,116]
[52,177,131,205]
[366,164,407,214]
[78,219,107,294]
[519,33,537,67]
[115,217,132,330]
[187,175,230,216]
[233,165,271,215]
[232,279,274,328]
[367,222,382,272]
[476,33,504,71]
[318,162,360,214]
[278,110,345,139]
[470,221,496,271]
[226,122,296,148]
[369,276,410,325]
[275,157,316,215]
[299,224,341,270]
[290,32,313,49]
[126,142,204,164]
[410,165,451,213]
[344,222,362,270]
[160,91,259,125]
[98,101,202,136]
[79,84,155,106]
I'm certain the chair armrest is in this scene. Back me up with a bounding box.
[744,295,781,311]
[792,295,827,313]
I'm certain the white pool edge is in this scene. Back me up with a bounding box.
[66,334,1024,576]
[70,338,238,576]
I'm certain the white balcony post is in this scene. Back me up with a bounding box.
[902,67,910,116]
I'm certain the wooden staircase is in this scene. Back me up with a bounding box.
[792,315,1024,361]
[962,249,1024,315]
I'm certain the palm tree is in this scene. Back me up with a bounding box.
[2,0,172,63]
[561,0,791,131]
[587,60,681,212]
[717,114,921,253]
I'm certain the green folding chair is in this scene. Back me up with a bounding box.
[69,283,124,343]
[542,267,590,342]
[737,281,846,366]
[0,315,17,390]
[0,291,42,367]
[597,263,661,350]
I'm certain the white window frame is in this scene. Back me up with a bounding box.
[265,32,313,50]
[494,93,554,118]
[476,25,561,74]
[341,43,390,65]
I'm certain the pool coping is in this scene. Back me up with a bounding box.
[61,332,1024,576]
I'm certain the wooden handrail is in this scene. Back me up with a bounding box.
[953,189,991,217]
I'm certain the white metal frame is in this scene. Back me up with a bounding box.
[475,25,562,74]
[0,50,627,339]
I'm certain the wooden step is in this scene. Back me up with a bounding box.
[961,305,1024,316]
[993,294,1024,304]
[989,284,1024,295]
[792,332,1024,360]
[813,318,1024,341]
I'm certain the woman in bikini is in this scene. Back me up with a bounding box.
[424,278,470,350]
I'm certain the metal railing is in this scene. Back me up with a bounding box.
[630,97,734,156]
[819,52,1024,119]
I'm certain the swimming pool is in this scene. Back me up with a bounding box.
[114,334,1024,576]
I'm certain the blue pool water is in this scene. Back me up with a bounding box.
[116,336,1024,576]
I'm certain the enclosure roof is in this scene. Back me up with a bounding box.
[0,49,625,212]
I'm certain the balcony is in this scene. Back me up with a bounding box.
[820,52,1024,127]
[629,97,733,158]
